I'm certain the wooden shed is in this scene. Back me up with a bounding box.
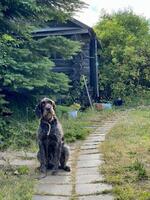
[32,18,101,100]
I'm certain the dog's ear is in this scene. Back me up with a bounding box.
[50,100,56,110]
[35,102,42,118]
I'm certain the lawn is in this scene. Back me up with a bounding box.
[100,108,150,200]
[0,169,34,200]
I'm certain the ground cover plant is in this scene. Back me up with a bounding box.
[0,167,34,200]
[101,108,150,200]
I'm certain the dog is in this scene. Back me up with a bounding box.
[35,97,71,175]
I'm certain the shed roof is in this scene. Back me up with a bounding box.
[32,18,102,48]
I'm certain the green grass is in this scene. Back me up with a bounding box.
[0,168,35,200]
[62,108,117,143]
[124,91,150,108]
[100,108,150,200]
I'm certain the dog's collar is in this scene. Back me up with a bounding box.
[41,115,56,124]
[41,116,57,136]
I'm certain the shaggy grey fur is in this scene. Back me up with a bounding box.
[35,98,70,175]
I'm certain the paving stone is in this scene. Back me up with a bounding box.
[94,127,108,133]
[76,183,112,195]
[86,136,105,142]
[87,134,105,138]
[78,153,100,161]
[78,194,114,200]
[82,142,99,146]
[33,195,70,200]
[77,160,103,168]
[80,145,97,150]
[10,159,37,166]
[84,139,101,144]
[88,134,105,138]
[46,170,71,176]
[39,175,71,184]
[35,184,72,196]
[76,174,104,183]
[80,149,99,155]
[76,167,99,175]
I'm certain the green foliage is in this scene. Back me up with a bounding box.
[0,0,84,148]
[0,91,12,149]
[127,160,148,180]
[95,10,150,99]
[0,170,34,200]
[16,166,30,175]
[70,103,81,110]
[63,116,91,142]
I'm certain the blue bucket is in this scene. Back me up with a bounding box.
[68,110,78,118]
[102,103,112,109]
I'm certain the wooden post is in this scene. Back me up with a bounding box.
[82,75,93,110]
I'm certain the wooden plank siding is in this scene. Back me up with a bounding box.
[32,18,101,100]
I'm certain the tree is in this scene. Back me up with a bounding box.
[0,0,85,101]
[0,0,85,147]
[94,10,150,99]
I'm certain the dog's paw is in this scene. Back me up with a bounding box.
[63,166,71,172]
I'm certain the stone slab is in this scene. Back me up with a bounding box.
[84,140,101,144]
[91,133,106,136]
[88,134,105,138]
[76,183,112,195]
[78,153,100,161]
[77,160,102,168]
[94,129,107,132]
[76,167,99,175]
[46,170,71,176]
[33,195,70,200]
[76,174,104,183]
[35,184,72,196]
[84,138,100,145]
[8,159,37,166]
[39,175,71,184]
[82,142,98,146]
[78,194,114,200]
[80,149,99,155]
[87,136,105,141]
[80,145,97,150]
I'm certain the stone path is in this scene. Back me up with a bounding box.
[33,118,119,200]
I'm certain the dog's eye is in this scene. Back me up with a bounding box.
[41,102,45,107]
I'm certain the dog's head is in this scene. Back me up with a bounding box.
[35,98,56,120]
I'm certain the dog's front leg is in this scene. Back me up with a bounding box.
[38,140,47,173]
[51,143,61,175]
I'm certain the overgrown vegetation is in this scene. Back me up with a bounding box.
[0,104,117,150]
[100,108,150,200]
[62,108,116,143]
[0,0,85,148]
[95,10,150,99]
[0,167,34,200]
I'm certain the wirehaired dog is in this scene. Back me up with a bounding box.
[35,98,70,175]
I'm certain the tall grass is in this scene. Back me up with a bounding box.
[100,108,150,200]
